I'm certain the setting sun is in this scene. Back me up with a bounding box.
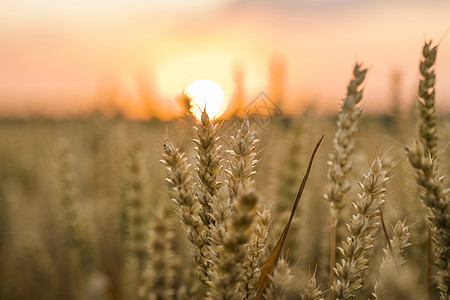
[185,79,227,120]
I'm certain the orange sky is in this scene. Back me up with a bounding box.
[0,0,449,119]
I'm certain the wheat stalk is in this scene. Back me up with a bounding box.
[407,40,450,300]
[417,39,440,299]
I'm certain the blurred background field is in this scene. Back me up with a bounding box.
[0,110,449,299]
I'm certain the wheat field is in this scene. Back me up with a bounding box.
[0,41,449,300]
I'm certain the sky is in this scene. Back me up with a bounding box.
[0,0,449,119]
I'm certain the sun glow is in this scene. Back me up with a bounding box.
[185,79,227,120]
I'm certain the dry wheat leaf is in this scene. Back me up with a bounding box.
[255,135,324,300]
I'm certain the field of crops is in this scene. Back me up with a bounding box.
[0,42,449,300]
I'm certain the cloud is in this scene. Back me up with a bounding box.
[224,0,445,14]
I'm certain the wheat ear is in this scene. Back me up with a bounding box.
[300,267,325,300]
[160,139,207,281]
[208,187,232,250]
[223,118,268,299]
[226,118,259,201]
[241,208,272,299]
[194,110,225,283]
[332,158,388,300]
[406,141,450,299]
[194,110,223,227]
[139,211,176,300]
[206,186,233,281]
[373,219,411,299]
[56,141,90,299]
[325,64,367,299]
[416,39,442,299]
[122,144,148,272]
[418,40,438,158]
[207,191,258,300]
[263,258,292,300]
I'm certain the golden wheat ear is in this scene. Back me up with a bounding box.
[255,135,324,300]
